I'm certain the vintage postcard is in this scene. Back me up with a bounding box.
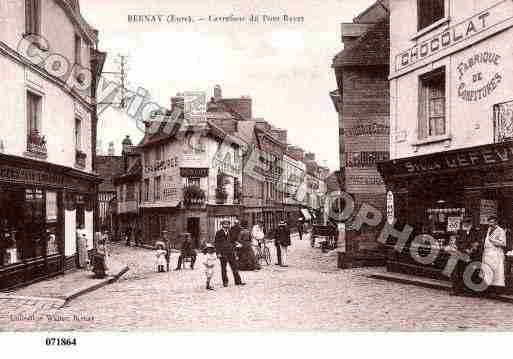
[2,0,513,346]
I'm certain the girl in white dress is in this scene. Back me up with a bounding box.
[155,242,167,273]
[203,243,217,290]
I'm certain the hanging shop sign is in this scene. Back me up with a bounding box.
[457,51,502,102]
[180,167,209,178]
[386,191,394,225]
[396,1,512,71]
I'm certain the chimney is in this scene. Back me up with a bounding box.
[107,142,115,156]
[305,152,315,161]
[214,85,222,101]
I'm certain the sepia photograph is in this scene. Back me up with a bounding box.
[2,0,513,350]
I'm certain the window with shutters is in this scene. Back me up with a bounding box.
[418,67,446,139]
[417,0,444,31]
[25,0,41,35]
[27,91,41,134]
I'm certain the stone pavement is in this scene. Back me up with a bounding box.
[3,233,513,331]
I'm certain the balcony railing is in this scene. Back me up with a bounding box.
[183,185,206,207]
[75,150,87,168]
[494,100,513,143]
[26,131,47,156]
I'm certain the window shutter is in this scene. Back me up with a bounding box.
[418,80,427,139]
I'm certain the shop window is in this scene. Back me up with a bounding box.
[418,0,444,31]
[144,179,150,201]
[25,0,41,35]
[154,176,161,201]
[418,68,446,139]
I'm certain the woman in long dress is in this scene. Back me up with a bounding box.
[237,220,261,271]
[481,216,506,293]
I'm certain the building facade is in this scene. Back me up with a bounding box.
[0,0,105,289]
[378,0,513,279]
[132,119,243,248]
[332,0,390,263]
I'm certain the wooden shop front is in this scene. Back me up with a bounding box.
[0,154,99,290]
[378,141,513,287]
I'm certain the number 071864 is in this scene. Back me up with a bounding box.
[45,338,77,346]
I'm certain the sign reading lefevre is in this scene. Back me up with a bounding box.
[396,0,513,72]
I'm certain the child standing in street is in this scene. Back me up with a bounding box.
[203,243,216,290]
[155,241,167,273]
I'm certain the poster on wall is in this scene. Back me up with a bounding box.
[447,217,462,232]
[480,199,498,224]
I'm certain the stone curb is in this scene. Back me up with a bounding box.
[368,272,513,304]
[57,265,130,306]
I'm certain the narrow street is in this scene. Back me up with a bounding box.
[2,234,513,331]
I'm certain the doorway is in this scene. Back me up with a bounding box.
[187,217,200,248]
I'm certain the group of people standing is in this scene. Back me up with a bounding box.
[450,215,509,297]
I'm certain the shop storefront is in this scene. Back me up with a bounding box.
[378,141,513,283]
[0,154,99,290]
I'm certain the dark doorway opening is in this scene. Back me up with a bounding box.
[187,217,200,248]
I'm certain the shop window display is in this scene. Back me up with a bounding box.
[0,186,62,268]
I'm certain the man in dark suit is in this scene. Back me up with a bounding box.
[451,217,483,296]
[215,220,245,287]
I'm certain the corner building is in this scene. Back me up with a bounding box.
[378,0,513,281]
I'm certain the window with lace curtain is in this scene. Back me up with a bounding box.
[418,67,446,139]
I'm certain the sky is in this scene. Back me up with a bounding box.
[81,0,375,171]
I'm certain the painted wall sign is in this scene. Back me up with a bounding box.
[346,175,384,186]
[344,123,390,137]
[396,1,513,71]
[144,157,179,173]
[457,52,502,102]
[345,151,390,168]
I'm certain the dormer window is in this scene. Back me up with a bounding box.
[418,0,444,31]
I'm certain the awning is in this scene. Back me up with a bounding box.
[300,209,311,221]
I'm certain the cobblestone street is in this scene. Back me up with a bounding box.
[2,234,513,331]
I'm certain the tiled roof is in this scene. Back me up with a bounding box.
[96,155,124,192]
[333,18,389,67]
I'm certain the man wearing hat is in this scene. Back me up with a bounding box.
[451,216,482,296]
[275,221,291,267]
[214,220,245,287]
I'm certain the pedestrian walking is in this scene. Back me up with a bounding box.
[214,220,246,287]
[297,219,304,240]
[99,230,110,270]
[276,221,291,267]
[237,220,261,271]
[155,241,167,273]
[203,243,217,290]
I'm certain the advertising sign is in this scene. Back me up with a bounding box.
[480,199,498,224]
[386,191,394,225]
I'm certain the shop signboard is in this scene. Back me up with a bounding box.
[480,199,498,224]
